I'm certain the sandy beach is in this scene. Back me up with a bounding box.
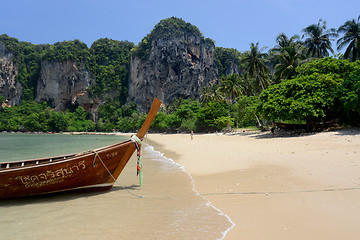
[146,128,360,239]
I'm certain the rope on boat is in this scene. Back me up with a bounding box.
[91,150,144,198]
[130,135,143,187]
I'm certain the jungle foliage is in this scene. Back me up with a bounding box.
[1,16,360,133]
[259,58,360,125]
[0,101,95,132]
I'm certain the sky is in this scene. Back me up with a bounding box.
[1,0,359,53]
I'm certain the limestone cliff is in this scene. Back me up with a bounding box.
[35,60,96,112]
[0,42,22,105]
[128,18,218,111]
[1,18,232,114]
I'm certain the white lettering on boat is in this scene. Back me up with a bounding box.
[106,151,118,159]
[15,160,86,188]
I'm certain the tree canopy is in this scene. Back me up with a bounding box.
[302,19,338,58]
[337,15,360,62]
[259,57,360,124]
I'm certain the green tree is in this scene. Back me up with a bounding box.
[242,42,270,94]
[89,38,134,102]
[337,15,360,62]
[48,111,68,132]
[339,68,360,122]
[200,85,223,104]
[132,17,210,59]
[196,101,228,131]
[237,95,261,127]
[271,33,300,53]
[218,74,243,127]
[213,116,235,130]
[75,106,86,121]
[150,112,170,132]
[161,99,200,132]
[219,74,242,109]
[23,113,42,131]
[44,39,90,62]
[259,57,360,125]
[5,118,20,131]
[0,96,5,104]
[273,42,306,82]
[259,73,342,125]
[302,19,337,58]
[215,47,244,77]
[0,35,44,99]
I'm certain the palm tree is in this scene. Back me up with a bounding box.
[274,42,306,82]
[302,19,338,58]
[271,33,300,53]
[337,15,360,62]
[242,42,270,94]
[200,84,223,104]
[218,74,243,127]
[219,74,242,109]
[270,33,305,82]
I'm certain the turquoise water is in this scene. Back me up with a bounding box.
[0,133,128,162]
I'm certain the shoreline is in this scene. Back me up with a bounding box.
[145,128,360,239]
[1,129,359,239]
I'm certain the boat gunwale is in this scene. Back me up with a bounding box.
[0,138,134,172]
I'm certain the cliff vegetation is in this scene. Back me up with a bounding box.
[1,16,360,133]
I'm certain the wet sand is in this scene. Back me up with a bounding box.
[146,128,360,239]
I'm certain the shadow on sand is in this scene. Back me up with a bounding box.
[333,127,360,136]
[225,129,317,139]
[246,126,360,139]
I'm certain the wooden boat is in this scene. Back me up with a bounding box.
[275,122,307,130]
[275,120,335,131]
[0,98,162,199]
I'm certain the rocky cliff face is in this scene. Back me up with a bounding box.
[36,60,96,112]
[128,34,218,111]
[1,18,224,114]
[0,42,22,106]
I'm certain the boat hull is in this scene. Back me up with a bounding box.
[0,140,134,199]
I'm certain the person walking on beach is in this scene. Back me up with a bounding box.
[190,131,194,140]
[270,121,275,136]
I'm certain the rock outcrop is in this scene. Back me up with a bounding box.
[35,60,96,112]
[128,20,218,111]
[0,42,22,106]
[1,18,225,114]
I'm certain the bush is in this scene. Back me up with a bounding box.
[196,101,228,131]
[179,118,197,132]
[214,116,234,130]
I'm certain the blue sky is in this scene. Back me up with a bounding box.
[1,0,359,53]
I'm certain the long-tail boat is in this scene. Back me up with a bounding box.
[0,98,162,199]
[275,122,307,130]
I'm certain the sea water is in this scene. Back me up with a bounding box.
[0,133,232,239]
[0,133,128,162]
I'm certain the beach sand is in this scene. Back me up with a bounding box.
[146,128,360,239]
